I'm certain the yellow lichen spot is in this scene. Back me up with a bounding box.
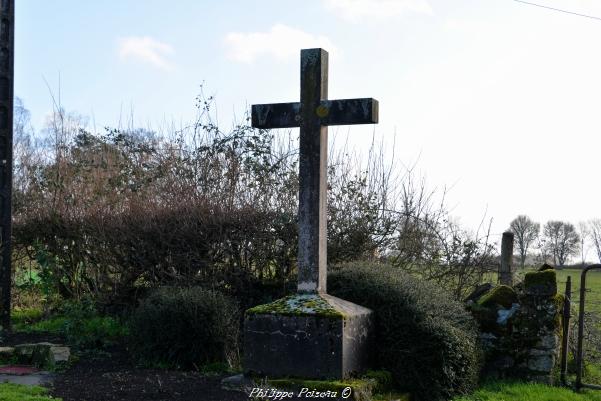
[316,105,329,118]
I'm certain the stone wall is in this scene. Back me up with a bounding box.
[467,266,563,383]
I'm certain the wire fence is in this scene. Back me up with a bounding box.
[558,269,601,385]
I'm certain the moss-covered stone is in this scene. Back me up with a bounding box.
[0,347,14,364]
[524,270,557,297]
[478,285,518,309]
[246,294,345,318]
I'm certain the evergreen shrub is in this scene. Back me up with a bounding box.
[328,263,481,401]
[128,287,239,369]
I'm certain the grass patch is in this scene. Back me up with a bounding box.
[11,308,44,327]
[12,303,128,349]
[0,383,61,401]
[453,381,601,401]
[16,316,67,333]
[555,269,601,315]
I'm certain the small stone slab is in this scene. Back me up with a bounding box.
[13,342,70,369]
[50,346,70,363]
[14,343,37,360]
[0,346,14,363]
[221,373,255,393]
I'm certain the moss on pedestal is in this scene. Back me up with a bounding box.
[246,294,345,318]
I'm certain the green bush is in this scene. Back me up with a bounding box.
[128,287,240,370]
[328,263,481,401]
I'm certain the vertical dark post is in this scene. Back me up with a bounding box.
[297,49,328,294]
[500,231,514,286]
[560,276,571,386]
[576,269,587,390]
[0,0,13,333]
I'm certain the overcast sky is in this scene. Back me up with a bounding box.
[15,0,601,245]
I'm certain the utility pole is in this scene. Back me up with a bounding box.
[0,0,14,333]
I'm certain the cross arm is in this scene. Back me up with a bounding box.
[320,98,378,126]
[252,102,301,129]
[252,98,378,129]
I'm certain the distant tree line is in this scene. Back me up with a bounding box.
[509,214,601,268]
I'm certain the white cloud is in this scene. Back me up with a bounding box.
[323,0,433,21]
[224,24,336,64]
[118,36,174,70]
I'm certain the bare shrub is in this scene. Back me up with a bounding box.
[13,92,495,305]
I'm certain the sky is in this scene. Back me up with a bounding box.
[15,0,601,247]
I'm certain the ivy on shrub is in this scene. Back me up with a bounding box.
[328,263,481,401]
[128,287,240,370]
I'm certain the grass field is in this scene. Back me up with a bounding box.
[453,381,601,401]
[555,268,601,315]
[0,383,60,401]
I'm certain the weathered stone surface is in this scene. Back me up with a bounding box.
[491,355,514,370]
[220,374,255,393]
[14,344,36,361]
[537,334,558,350]
[499,232,514,286]
[497,303,520,325]
[468,269,562,384]
[244,294,373,379]
[0,346,14,363]
[524,270,557,297]
[12,343,70,369]
[527,355,554,372]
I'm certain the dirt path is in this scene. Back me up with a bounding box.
[1,332,248,401]
[49,347,248,401]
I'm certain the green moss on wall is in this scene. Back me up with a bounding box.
[478,285,518,309]
[524,270,556,288]
[246,294,344,318]
[524,270,557,296]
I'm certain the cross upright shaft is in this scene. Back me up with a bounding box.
[298,49,328,294]
[252,48,378,294]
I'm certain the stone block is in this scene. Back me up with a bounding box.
[244,294,373,379]
[524,270,557,297]
[49,346,70,363]
[14,344,36,362]
[537,334,558,350]
[527,355,554,373]
[14,343,70,370]
[0,347,14,363]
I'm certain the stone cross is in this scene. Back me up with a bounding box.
[252,48,378,294]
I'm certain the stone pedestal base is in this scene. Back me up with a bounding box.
[244,293,373,380]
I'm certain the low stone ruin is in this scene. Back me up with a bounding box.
[0,342,70,370]
[467,266,562,383]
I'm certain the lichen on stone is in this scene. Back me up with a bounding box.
[246,294,344,318]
